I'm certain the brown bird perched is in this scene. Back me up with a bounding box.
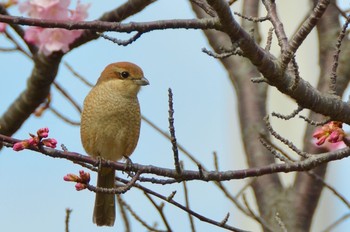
[80,62,149,226]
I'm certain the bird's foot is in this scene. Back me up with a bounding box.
[96,156,104,172]
[123,155,134,176]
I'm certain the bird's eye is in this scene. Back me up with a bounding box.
[120,71,130,79]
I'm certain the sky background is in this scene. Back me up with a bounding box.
[0,1,350,232]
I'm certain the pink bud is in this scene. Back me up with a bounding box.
[75,183,87,191]
[79,170,90,183]
[28,137,39,146]
[42,138,57,148]
[63,173,79,182]
[37,127,49,138]
[13,141,27,151]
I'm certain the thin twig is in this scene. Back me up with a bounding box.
[202,47,243,58]
[65,208,72,232]
[234,12,269,22]
[168,88,181,174]
[272,105,303,120]
[234,179,256,199]
[259,134,294,161]
[265,27,274,51]
[0,47,16,52]
[307,171,350,208]
[117,195,131,232]
[48,107,80,126]
[182,176,196,232]
[64,62,94,87]
[259,137,293,163]
[329,14,350,95]
[141,115,203,165]
[251,77,270,84]
[299,115,331,126]
[264,115,309,158]
[53,82,82,113]
[321,213,350,232]
[144,193,173,232]
[119,196,167,232]
[97,31,143,46]
[4,31,32,59]
[87,171,141,194]
[118,179,249,232]
[242,194,274,231]
[190,0,216,16]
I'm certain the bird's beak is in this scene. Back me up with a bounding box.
[135,77,150,86]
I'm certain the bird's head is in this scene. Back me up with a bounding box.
[96,62,149,96]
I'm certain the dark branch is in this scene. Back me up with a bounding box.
[2,133,350,182]
[0,14,219,32]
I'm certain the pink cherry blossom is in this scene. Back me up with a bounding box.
[23,27,43,44]
[70,1,90,21]
[312,138,346,151]
[19,0,70,20]
[20,0,90,55]
[32,28,81,55]
[313,121,345,146]
[312,121,347,151]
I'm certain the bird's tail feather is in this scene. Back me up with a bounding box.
[93,167,116,226]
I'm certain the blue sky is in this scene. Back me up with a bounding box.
[1,1,350,232]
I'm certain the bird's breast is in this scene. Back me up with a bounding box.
[81,83,142,161]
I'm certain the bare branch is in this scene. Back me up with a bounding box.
[329,14,350,95]
[2,133,350,182]
[168,88,181,174]
[262,0,288,50]
[65,208,72,232]
[97,31,143,46]
[280,0,331,67]
[0,14,219,33]
[272,105,303,120]
[64,62,94,87]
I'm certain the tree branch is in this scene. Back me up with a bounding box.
[0,14,219,33]
[2,133,350,183]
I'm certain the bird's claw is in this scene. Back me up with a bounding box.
[123,155,134,176]
[96,156,103,172]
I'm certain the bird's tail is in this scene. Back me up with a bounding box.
[93,167,116,226]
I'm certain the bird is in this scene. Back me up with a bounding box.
[80,62,149,226]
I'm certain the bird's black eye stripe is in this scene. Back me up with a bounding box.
[120,71,130,79]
